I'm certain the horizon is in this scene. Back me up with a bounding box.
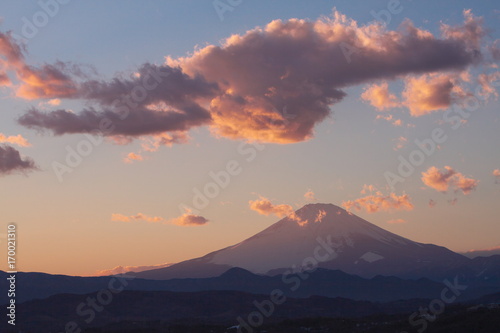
[0,1,499,277]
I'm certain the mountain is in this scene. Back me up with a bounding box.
[136,203,469,280]
[4,289,500,333]
[0,267,455,304]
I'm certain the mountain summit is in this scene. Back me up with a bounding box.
[136,203,467,280]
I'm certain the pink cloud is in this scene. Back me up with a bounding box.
[421,166,478,194]
[17,10,491,145]
[342,190,414,213]
[124,152,144,163]
[361,82,400,110]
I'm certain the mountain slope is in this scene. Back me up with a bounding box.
[136,203,468,280]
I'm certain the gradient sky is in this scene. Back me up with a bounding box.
[0,0,499,276]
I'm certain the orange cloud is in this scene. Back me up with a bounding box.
[94,263,174,276]
[0,133,31,147]
[421,166,478,194]
[342,191,414,213]
[249,196,295,217]
[124,152,144,163]
[249,196,306,225]
[361,81,400,110]
[402,73,466,116]
[0,32,78,99]
[304,189,316,202]
[169,212,209,226]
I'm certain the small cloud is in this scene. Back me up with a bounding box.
[428,199,437,208]
[124,152,144,163]
[169,210,209,226]
[393,136,408,151]
[0,144,37,176]
[249,196,304,224]
[0,133,31,147]
[387,218,407,224]
[304,189,316,202]
[361,81,400,110]
[421,166,478,194]
[448,198,458,206]
[342,188,414,213]
[493,169,500,183]
[48,98,61,106]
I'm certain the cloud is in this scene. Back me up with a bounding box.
[0,31,79,99]
[421,166,478,194]
[361,82,400,110]
[111,213,164,223]
[0,133,31,147]
[478,71,500,99]
[0,144,37,175]
[393,136,408,151]
[429,199,437,208]
[169,212,209,226]
[304,189,316,202]
[16,10,490,145]
[249,196,306,225]
[342,190,414,213]
[249,196,295,217]
[387,218,407,224]
[402,73,467,116]
[124,152,143,163]
[112,211,208,226]
[493,169,500,183]
[94,262,174,276]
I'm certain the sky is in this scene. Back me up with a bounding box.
[0,0,499,276]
